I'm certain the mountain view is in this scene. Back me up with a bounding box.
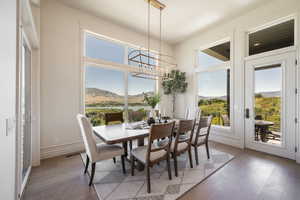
[85,88,153,107]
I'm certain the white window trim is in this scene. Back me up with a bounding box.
[80,29,158,122]
[195,37,234,136]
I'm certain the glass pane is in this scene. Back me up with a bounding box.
[198,42,230,70]
[254,65,282,145]
[85,33,125,64]
[128,73,156,122]
[22,42,31,180]
[249,20,294,56]
[197,69,230,126]
[85,66,125,126]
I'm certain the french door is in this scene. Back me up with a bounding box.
[245,52,297,159]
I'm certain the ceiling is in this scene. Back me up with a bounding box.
[59,0,273,44]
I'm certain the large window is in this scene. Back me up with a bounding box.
[83,32,157,126]
[197,41,231,127]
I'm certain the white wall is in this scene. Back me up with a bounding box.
[40,0,174,159]
[0,1,17,199]
[174,0,300,150]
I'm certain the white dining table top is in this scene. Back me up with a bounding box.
[93,122,150,144]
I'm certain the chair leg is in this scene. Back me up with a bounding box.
[131,155,135,176]
[194,146,199,165]
[84,155,90,174]
[205,142,210,159]
[129,140,133,151]
[146,165,151,193]
[89,163,96,186]
[113,157,116,163]
[121,155,126,174]
[166,153,172,180]
[173,155,178,177]
[188,148,193,168]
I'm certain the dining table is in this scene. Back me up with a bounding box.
[93,122,155,171]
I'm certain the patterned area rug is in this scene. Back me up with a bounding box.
[81,147,234,200]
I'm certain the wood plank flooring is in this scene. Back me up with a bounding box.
[22,142,300,200]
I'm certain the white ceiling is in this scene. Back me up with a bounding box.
[59,0,273,44]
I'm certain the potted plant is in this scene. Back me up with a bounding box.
[162,70,188,117]
[143,93,161,125]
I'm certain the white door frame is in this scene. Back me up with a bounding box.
[244,51,297,160]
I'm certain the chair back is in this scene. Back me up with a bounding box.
[105,112,124,125]
[194,115,213,144]
[146,122,175,163]
[77,114,98,161]
[195,107,202,122]
[184,107,190,119]
[221,114,230,126]
[173,119,195,152]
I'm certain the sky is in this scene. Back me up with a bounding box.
[85,34,155,96]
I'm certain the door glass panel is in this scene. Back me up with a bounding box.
[21,42,31,180]
[128,73,156,122]
[254,65,282,146]
[85,66,125,126]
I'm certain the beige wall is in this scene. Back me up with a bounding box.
[174,0,300,149]
[40,0,173,159]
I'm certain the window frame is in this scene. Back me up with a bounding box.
[195,37,234,134]
[81,30,158,123]
[245,14,297,58]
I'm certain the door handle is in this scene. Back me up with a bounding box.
[245,108,250,119]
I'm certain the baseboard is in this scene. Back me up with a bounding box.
[209,133,243,149]
[41,141,85,159]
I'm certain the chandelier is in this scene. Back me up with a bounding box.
[128,0,177,80]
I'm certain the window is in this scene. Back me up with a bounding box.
[83,31,158,126]
[128,73,156,122]
[85,66,125,126]
[248,19,295,56]
[85,33,125,64]
[197,41,231,127]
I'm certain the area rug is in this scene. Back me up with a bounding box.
[81,147,234,200]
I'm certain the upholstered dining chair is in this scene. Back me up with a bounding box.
[191,116,213,165]
[130,122,175,193]
[77,114,126,186]
[171,119,195,177]
[105,112,132,162]
[184,107,190,119]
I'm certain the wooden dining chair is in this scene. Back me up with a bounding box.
[105,112,132,162]
[171,119,195,177]
[191,116,213,165]
[77,114,126,186]
[105,112,124,125]
[130,122,175,193]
